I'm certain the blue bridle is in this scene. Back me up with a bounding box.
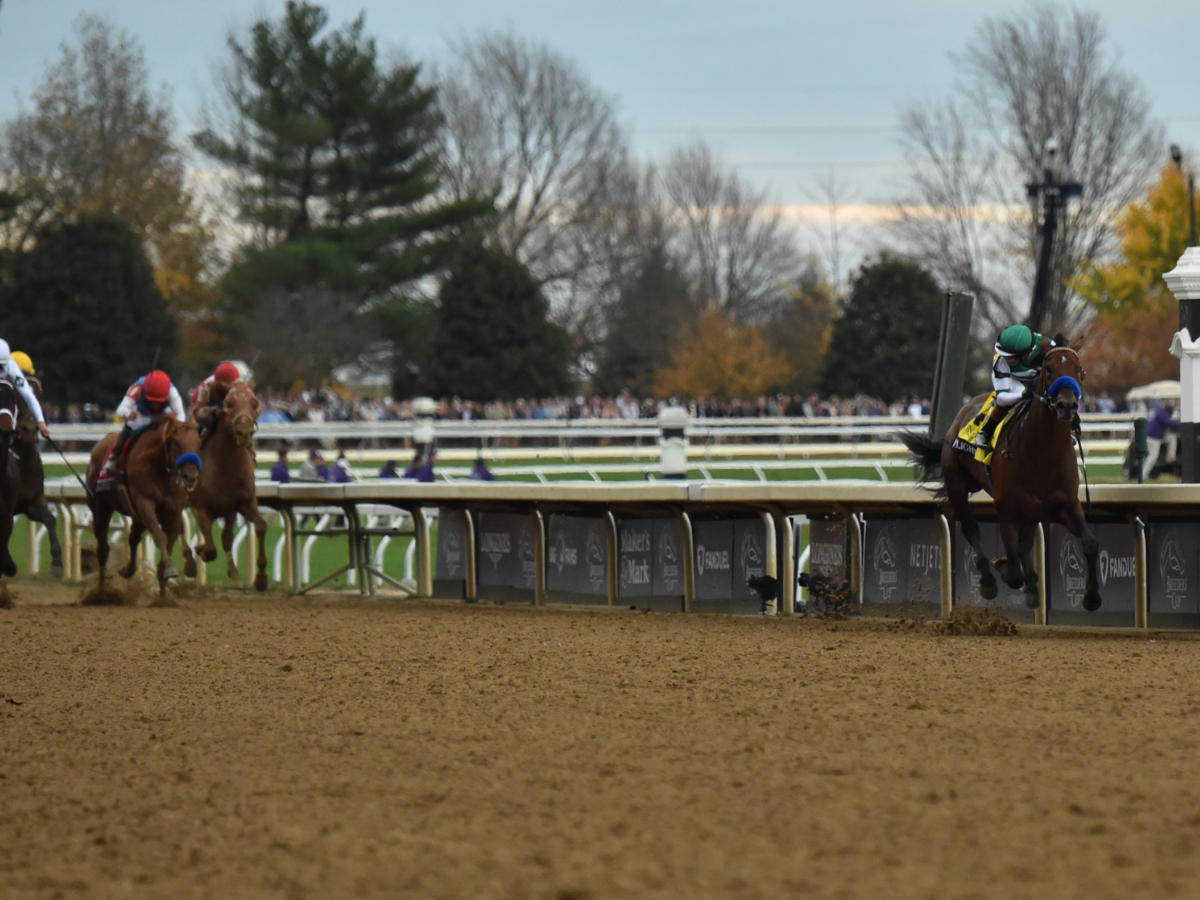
[175,452,202,470]
[1043,375,1082,402]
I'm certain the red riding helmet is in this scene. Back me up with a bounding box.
[142,370,172,404]
[213,361,240,383]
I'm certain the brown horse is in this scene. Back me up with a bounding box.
[85,416,203,599]
[186,381,268,590]
[902,343,1101,611]
[15,382,63,576]
[0,379,20,580]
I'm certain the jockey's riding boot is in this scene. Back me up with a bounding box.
[974,413,1000,450]
[105,425,133,474]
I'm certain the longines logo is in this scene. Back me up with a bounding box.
[1058,535,1087,608]
[740,531,764,581]
[480,531,510,568]
[658,529,680,592]
[1160,532,1188,611]
[811,540,843,572]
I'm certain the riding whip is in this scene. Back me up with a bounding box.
[45,435,96,500]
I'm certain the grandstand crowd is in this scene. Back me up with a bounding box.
[40,385,1126,425]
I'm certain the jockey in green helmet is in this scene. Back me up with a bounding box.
[974,324,1046,451]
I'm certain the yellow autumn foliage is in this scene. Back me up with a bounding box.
[654,310,794,400]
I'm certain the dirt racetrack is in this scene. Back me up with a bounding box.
[5,583,1200,900]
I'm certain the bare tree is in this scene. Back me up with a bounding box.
[438,32,635,340]
[896,3,1162,333]
[661,142,802,324]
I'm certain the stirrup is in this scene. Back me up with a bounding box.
[974,431,993,450]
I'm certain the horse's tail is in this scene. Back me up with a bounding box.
[897,430,948,498]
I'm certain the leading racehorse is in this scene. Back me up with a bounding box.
[901,341,1102,611]
[186,381,269,590]
[86,416,203,600]
[0,379,20,581]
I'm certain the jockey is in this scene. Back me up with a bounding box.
[190,360,243,424]
[102,370,185,477]
[974,324,1045,451]
[0,339,51,439]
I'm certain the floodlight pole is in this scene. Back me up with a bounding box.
[1025,150,1083,335]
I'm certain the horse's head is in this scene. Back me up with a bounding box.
[162,416,203,492]
[222,382,260,448]
[1039,345,1085,425]
[0,379,17,450]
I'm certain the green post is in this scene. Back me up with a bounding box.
[928,292,975,443]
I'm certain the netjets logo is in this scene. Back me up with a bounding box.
[1160,532,1188,610]
[1059,535,1086,606]
[740,531,763,580]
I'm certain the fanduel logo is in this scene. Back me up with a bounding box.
[696,544,730,576]
[1099,549,1135,586]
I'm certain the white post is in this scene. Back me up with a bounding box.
[658,405,689,480]
[1165,247,1200,482]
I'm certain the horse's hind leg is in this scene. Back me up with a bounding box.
[0,512,16,578]
[245,504,269,592]
[1017,525,1040,609]
[997,520,1026,591]
[194,506,218,563]
[28,501,63,577]
[92,506,112,590]
[946,480,997,600]
[120,519,145,580]
[1060,503,1102,612]
[223,515,242,587]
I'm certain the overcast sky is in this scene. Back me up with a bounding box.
[1,0,1197,207]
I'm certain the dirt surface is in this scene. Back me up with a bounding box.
[4,582,1200,899]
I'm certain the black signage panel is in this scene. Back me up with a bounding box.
[435,507,466,581]
[652,517,685,596]
[1149,523,1200,615]
[903,519,942,605]
[477,512,537,590]
[692,520,734,600]
[864,518,945,606]
[547,515,608,596]
[954,522,1027,610]
[1047,523,1135,613]
[616,518,653,598]
[808,518,847,583]
[732,518,768,600]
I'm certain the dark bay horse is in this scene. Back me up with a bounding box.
[0,379,20,581]
[901,344,1101,611]
[15,385,63,576]
[85,416,203,600]
[187,381,268,590]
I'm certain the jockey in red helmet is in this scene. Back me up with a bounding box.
[190,360,245,434]
[100,370,185,480]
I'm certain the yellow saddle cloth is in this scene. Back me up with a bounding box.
[954,394,1022,466]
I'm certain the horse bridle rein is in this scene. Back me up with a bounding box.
[1032,345,1093,514]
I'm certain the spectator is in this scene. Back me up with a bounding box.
[378,460,400,479]
[403,453,424,479]
[331,451,354,483]
[1097,391,1116,414]
[270,450,291,483]
[1144,403,1180,480]
[299,450,327,481]
[417,447,437,483]
[470,455,496,481]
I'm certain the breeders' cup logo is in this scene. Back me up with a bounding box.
[1160,531,1188,611]
[442,529,462,577]
[872,529,898,599]
[658,529,680,592]
[740,531,764,581]
[962,541,983,599]
[1059,535,1087,608]
[518,528,537,587]
[550,530,577,578]
[586,529,606,592]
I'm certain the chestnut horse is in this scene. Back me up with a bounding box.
[901,343,1101,611]
[0,379,20,580]
[86,416,203,599]
[186,381,268,590]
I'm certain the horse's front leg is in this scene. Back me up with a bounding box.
[223,515,242,587]
[92,504,112,590]
[120,518,146,580]
[1060,503,1102,612]
[244,504,269,592]
[996,520,1026,592]
[949,491,997,600]
[1017,525,1040,609]
[194,505,218,563]
[0,508,16,579]
[157,511,185,603]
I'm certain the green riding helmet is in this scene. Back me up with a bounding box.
[996,324,1043,360]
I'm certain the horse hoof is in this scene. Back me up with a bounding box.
[1083,590,1102,612]
[979,580,998,601]
[2,561,17,579]
[51,565,64,579]
[202,548,218,563]
[184,558,197,578]
[119,565,136,580]
[163,567,179,580]
[254,573,269,592]
[1024,591,1039,609]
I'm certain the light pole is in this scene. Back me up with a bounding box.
[1172,144,1197,249]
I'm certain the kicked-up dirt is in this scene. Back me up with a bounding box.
[3,582,1200,899]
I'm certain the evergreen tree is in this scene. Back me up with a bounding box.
[424,238,573,400]
[0,215,179,404]
[821,255,942,403]
[195,1,492,387]
[593,242,695,397]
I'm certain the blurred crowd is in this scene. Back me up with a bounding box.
[39,387,1127,424]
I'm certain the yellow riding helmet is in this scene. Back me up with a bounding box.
[10,351,34,375]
